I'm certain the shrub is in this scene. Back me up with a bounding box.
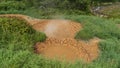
[75,29,94,40]
[0,1,26,11]
[0,17,46,51]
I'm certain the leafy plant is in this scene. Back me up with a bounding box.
[0,1,26,11]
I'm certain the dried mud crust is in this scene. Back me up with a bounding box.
[32,19,82,39]
[0,14,100,62]
[35,38,99,62]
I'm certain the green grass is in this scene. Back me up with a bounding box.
[0,15,120,68]
[0,7,89,19]
[112,18,120,24]
[65,15,120,40]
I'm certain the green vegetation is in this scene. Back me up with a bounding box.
[0,0,119,13]
[99,3,120,18]
[23,8,88,19]
[0,0,120,68]
[0,0,120,18]
[0,17,47,67]
[0,1,26,10]
[0,1,26,14]
[0,16,120,68]
[65,15,120,40]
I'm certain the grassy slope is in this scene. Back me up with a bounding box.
[0,15,120,68]
[0,17,48,68]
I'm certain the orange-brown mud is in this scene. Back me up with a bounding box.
[35,38,100,62]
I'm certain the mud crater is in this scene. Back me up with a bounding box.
[0,14,100,62]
